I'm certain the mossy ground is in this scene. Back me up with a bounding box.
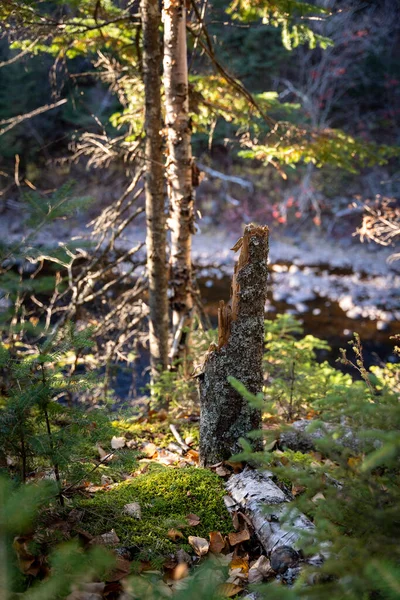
[75,465,232,560]
[112,417,200,449]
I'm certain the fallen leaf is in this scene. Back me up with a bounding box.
[218,583,243,597]
[186,513,201,526]
[168,529,184,541]
[311,451,323,462]
[111,436,126,450]
[156,448,180,465]
[292,484,306,497]
[101,475,113,486]
[228,528,250,546]
[216,466,231,477]
[348,456,361,470]
[231,512,240,531]
[209,531,226,554]
[172,562,189,580]
[188,536,209,556]
[264,439,278,452]
[184,436,194,446]
[67,582,106,600]
[311,492,326,503]
[123,502,141,519]
[107,556,131,582]
[157,408,168,421]
[224,461,243,473]
[229,556,249,574]
[186,449,199,463]
[141,442,158,458]
[248,555,273,583]
[67,591,102,600]
[93,529,120,546]
[13,536,43,577]
[223,495,237,510]
[96,444,109,460]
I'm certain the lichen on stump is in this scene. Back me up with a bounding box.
[199,224,269,466]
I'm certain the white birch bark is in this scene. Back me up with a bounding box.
[163,0,195,362]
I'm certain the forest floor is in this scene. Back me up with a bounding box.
[19,410,326,600]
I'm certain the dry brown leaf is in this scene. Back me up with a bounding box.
[348,456,361,470]
[210,462,223,469]
[186,513,201,526]
[111,436,126,450]
[66,591,102,600]
[101,475,113,486]
[123,502,141,519]
[228,528,250,546]
[156,449,181,465]
[218,583,243,597]
[231,512,240,531]
[96,444,108,460]
[311,492,326,503]
[292,484,306,497]
[167,529,184,541]
[215,466,231,477]
[13,536,43,576]
[224,461,243,473]
[186,449,199,463]
[248,555,273,583]
[157,408,168,421]
[93,529,120,546]
[188,535,209,556]
[209,531,226,554]
[223,495,237,510]
[229,556,249,574]
[172,562,189,580]
[67,582,105,600]
[311,451,323,462]
[107,556,131,582]
[141,442,158,458]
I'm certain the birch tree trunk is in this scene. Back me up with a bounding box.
[142,0,169,377]
[163,0,195,363]
[199,225,269,466]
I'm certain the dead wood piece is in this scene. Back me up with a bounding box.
[199,225,269,466]
[225,468,316,555]
[279,420,381,454]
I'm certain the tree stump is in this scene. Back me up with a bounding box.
[199,224,269,466]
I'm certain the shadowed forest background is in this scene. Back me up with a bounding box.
[0,1,399,599]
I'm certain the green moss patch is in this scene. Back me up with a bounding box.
[75,465,232,559]
[112,417,199,449]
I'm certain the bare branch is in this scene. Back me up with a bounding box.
[0,99,67,136]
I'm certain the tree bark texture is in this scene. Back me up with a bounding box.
[142,0,169,377]
[199,225,269,466]
[163,0,194,361]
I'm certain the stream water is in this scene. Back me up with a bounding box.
[115,257,399,406]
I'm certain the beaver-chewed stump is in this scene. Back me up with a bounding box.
[198,224,269,467]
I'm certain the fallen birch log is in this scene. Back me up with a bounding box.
[225,467,324,582]
[225,467,316,554]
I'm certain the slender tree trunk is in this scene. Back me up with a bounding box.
[163,0,195,363]
[142,0,169,377]
[199,225,269,466]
